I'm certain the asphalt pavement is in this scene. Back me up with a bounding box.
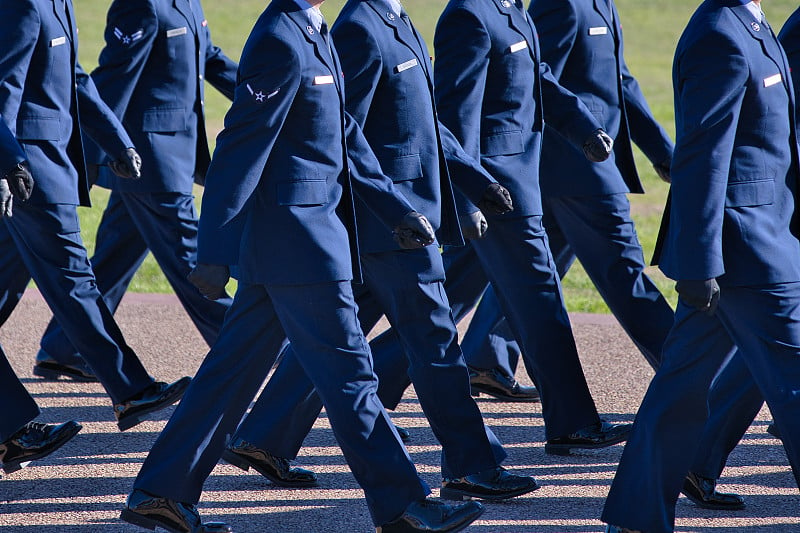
[0,289,797,532]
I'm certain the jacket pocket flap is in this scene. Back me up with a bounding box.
[481,130,524,156]
[277,179,329,206]
[379,153,422,182]
[726,179,774,207]
[142,107,188,132]
[16,113,61,141]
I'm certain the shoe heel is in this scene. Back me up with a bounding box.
[120,509,158,531]
[221,450,250,472]
[440,487,472,501]
[117,415,142,432]
[544,444,572,457]
[32,365,61,380]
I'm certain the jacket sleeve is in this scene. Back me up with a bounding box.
[0,116,25,174]
[331,18,382,128]
[433,7,491,215]
[620,50,674,165]
[345,111,416,229]
[664,29,747,281]
[0,0,38,124]
[528,0,577,80]
[76,63,133,162]
[203,23,238,100]
[197,33,300,265]
[539,62,601,150]
[438,119,497,208]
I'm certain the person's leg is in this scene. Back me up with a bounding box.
[359,247,506,479]
[0,221,31,327]
[471,215,601,439]
[546,194,674,369]
[0,345,39,441]
[602,301,738,533]
[267,281,429,526]
[37,190,148,368]
[121,192,232,346]
[133,283,294,504]
[5,202,153,404]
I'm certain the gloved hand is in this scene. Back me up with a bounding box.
[675,278,720,314]
[6,161,34,201]
[582,128,614,162]
[459,211,488,240]
[0,179,12,217]
[653,155,671,183]
[109,147,142,179]
[393,211,436,249]
[477,183,513,215]
[188,263,230,300]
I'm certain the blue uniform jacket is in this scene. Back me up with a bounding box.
[0,117,25,175]
[0,0,133,207]
[89,0,238,193]
[779,7,800,126]
[433,0,601,217]
[529,0,673,197]
[197,0,416,285]
[332,0,503,251]
[656,0,800,286]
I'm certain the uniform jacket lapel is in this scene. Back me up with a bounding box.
[491,0,538,64]
[173,0,198,35]
[593,0,614,35]
[285,7,344,98]
[731,4,789,91]
[365,0,432,80]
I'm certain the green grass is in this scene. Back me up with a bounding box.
[70,0,799,308]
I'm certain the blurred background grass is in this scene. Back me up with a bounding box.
[71,0,799,311]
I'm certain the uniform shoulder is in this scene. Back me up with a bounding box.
[678,5,739,55]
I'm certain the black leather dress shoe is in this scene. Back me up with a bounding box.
[0,421,82,474]
[441,466,539,501]
[545,421,632,455]
[377,498,484,533]
[605,525,644,533]
[115,377,191,431]
[395,424,411,443]
[33,354,97,382]
[222,438,318,488]
[767,422,782,439]
[681,471,745,510]
[121,489,232,533]
[469,366,540,403]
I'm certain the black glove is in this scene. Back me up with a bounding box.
[0,179,12,217]
[459,211,488,240]
[108,147,142,179]
[582,128,614,162]
[188,263,230,300]
[477,183,513,215]
[675,278,720,314]
[653,155,671,183]
[6,161,34,201]
[393,211,436,249]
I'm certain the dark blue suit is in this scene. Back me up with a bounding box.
[229,0,507,479]
[36,0,239,367]
[603,2,800,531]
[0,119,40,441]
[433,0,606,439]
[0,0,155,406]
[132,1,433,525]
[688,5,800,482]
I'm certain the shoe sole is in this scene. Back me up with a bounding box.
[440,481,540,502]
[221,450,319,488]
[470,386,540,403]
[117,379,191,432]
[120,508,181,533]
[544,432,630,456]
[2,423,83,474]
[33,363,98,383]
[681,490,746,511]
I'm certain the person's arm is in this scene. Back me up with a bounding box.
[197,33,300,266]
[528,0,578,80]
[666,29,746,282]
[202,17,238,100]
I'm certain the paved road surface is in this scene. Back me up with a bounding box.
[0,290,796,532]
